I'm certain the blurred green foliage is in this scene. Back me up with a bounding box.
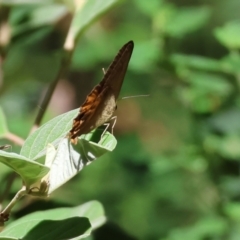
[1,0,240,239]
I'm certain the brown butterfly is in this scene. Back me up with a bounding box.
[69,41,134,144]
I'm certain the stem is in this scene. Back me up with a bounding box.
[5,132,25,146]
[0,187,26,225]
[30,29,75,133]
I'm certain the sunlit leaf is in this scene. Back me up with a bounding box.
[70,0,121,41]
[20,109,79,160]
[215,21,240,49]
[0,0,51,5]
[130,40,161,73]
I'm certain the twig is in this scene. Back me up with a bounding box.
[0,186,26,227]
[30,30,75,133]
[4,132,25,146]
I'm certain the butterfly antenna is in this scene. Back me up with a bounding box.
[121,94,150,100]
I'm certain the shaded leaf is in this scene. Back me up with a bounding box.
[0,216,90,240]
[48,131,116,193]
[70,201,106,232]
[24,218,90,240]
[0,201,106,239]
[0,151,49,186]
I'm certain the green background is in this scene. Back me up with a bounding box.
[1,0,240,239]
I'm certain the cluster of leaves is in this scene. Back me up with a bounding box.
[1,0,240,240]
[0,0,118,239]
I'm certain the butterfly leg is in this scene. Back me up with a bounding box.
[100,116,117,139]
[101,123,110,139]
[110,116,117,134]
[102,68,106,74]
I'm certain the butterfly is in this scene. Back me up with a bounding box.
[69,40,134,144]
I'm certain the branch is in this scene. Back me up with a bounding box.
[5,132,25,146]
[30,27,75,133]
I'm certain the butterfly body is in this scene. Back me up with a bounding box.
[69,41,134,144]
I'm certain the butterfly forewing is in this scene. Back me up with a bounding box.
[69,41,134,144]
[102,41,134,99]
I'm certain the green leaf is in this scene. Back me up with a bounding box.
[130,40,161,73]
[224,202,240,221]
[0,238,18,240]
[214,21,240,49]
[20,109,79,160]
[208,108,240,134]
[10,4,68,37]
[70,0,121,41]
[30,5,68,27]
[48,131,116,193]
[164,6,211,38]
[0,217,90,240]
[220,53,240,74]
[177,72,232,113]
[204,134,240,160]
[0,151,49,186]
[24,218,90,240]
[0,107,8,137]
[0,201,105,239]
[20,107,117,192]
[171,54,221,72]
[74,201,106,230]
[133,0,164,17]
[0,0,51,5]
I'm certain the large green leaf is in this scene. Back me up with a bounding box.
[47,131,117,193]
[0,201,105,239]
[0,217,90,240]
[70,0,121,41]
[0,151,49,186]
[20,107,117,192]
[20,109,79,160]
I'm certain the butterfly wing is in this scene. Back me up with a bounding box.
[69,41,134,144]
[102,41,134,99]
